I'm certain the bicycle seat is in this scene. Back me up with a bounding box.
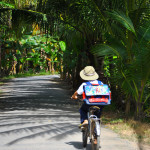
[89,106,100,112]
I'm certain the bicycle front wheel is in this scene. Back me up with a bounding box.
[82,127,88,147]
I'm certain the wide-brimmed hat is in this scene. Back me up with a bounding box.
[80,66,99,80]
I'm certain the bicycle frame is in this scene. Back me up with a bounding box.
[81,106,102,149]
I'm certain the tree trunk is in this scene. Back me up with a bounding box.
[0,44,1,77]
[125,96,131,116]
[135,100,142,120]
[72,55,82,89]
[25,49,28,72]
[51,62,55,75]
[60,59,63,79]
[109,57,116,98]
[18,0,21,8]
[48,61,52,73]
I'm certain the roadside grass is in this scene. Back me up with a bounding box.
[102,110,150,145]
[0,71,58,80]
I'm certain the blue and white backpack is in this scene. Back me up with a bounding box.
[83,81,111,105]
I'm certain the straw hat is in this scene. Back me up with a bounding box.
[80,66,99,80]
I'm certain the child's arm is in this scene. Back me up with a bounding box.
[71,91,78,99]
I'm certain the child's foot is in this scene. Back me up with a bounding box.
[79,120,88,128]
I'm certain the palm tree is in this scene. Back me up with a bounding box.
[92,0,150,119]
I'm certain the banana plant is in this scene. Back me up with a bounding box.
[26,49,40,72]
[44,40,58,74]
[58,41,66,76]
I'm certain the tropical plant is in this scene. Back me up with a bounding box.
[92,4,150,119]
[1,0,150,120]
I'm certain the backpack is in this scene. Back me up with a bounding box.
[83,81,111,105]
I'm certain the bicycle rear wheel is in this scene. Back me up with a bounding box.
[82,127,88,147]
[96,136,100,150]
[95,121,100,150]
[91,121,100,150]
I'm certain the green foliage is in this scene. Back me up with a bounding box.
[92,8,150,119]
[1,70,55,80]
[0,31,65,75]
[1,0,150,120]
[106,11,136,34]
[59,41,66,52]
[0,1,14,8]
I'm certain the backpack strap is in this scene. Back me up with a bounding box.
[85,81,92,85]
[83,82,92,99]
[98,80,103,85]
[86,80,102,85]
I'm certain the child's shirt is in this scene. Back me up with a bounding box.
[77,80,103,95]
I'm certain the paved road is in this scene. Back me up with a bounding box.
[0,75,147,150]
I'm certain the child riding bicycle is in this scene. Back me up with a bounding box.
[71,66,104,127]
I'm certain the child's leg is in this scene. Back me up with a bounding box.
[94,105,104,118]
[79,102,89,123]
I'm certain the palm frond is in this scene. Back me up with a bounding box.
[109,23,126,42]
[106,10,136,34]
[91,44,118,56]
[91,39,127,59]
[138,20,150,43]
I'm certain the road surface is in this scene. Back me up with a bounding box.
[0,75,148,150]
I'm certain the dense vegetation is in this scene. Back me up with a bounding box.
[0,0,150,120]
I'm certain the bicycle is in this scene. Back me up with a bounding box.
[81,105,101,150]
[72,83,111,149]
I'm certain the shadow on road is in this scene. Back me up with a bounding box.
[0,75,82,148]
[0,75,76,111]
[4,124,78,146]
[66,141,92,150]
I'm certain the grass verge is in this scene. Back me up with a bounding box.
[102,110,150,145]
[0,71,58,80]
